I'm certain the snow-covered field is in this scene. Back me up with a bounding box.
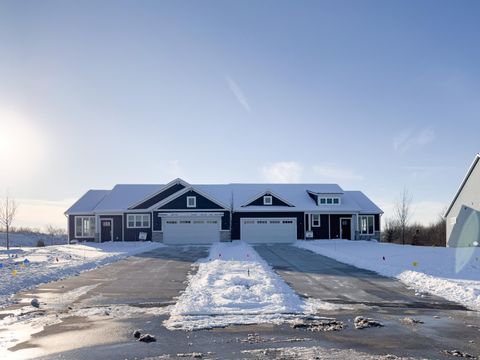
[0,242,164,307]
[165,241,343,330]
[0,232,67,247]
[296,240,480,311]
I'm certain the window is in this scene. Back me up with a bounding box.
[359,215,375,235]
[74,216,95,237]
[318,197,340,205]
[127,214,150,228]
[263,195,273,205]
[187,196,196,208]
[312,214,321,227]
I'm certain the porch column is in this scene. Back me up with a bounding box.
[352,214,358,240]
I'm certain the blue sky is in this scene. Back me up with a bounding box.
[0,0,479,228]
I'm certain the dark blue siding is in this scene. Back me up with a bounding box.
[154,210,231,231]
[158,189,226,210]
[232,212,304,240]
[123,213,152,241]
[100,215,123,241]
[68,215,95,242]
[305,214,329,239]
[133,183,185,209]
[245,194,292,207]
[329,214,352,239]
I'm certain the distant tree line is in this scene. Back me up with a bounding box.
[381,188,446,247]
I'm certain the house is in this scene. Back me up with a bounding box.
[65,179,382,244]
[445,154,480,247]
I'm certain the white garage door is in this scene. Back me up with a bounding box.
[163,218,221,245]
[240,218,297,244]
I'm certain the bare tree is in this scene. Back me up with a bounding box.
[394,187,412,245]
[0,196,18,250]
[46,224,66,245]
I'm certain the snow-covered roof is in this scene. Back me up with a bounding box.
[65,190,110,214]
[345,191,383,214]
[93,184,162,212]
[231,183,347,211]
[65,180,382,215]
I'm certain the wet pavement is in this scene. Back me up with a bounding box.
[1,244,479,360]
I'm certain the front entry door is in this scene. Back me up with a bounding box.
[101,219,112,242]
[340,218,351,240]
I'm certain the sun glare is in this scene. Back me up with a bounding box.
[0,108,48,178]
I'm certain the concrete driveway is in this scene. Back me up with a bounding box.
[254,245,465,310]
[254,244,480,357]
[1,244,479,360]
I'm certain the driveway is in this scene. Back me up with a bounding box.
[254,245,465,310]
[1,244,479,360]
[254,244,480,357]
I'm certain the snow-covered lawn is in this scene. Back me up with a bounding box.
[165,241,340,330]
[296,240,480,311]
[0,232,67,247]
[0,242,164,307]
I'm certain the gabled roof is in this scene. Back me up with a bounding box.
[240,189,295,207]
[151,185,231,210]
[64,190,109,214]
[128,178,189,209]
[65,180,383,215]
[445,154,480,217]
[231,183,350,212]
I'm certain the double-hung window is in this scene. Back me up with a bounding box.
[312,214,321,227]
[359,215,375,235]
[127,214,150,228]
[75,216,95,237]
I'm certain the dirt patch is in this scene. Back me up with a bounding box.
[291,317,345,332]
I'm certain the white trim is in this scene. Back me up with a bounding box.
[240,190,295,208]
[128,178,191,209]
[358,215,375,235]
[150,186,230,210]
[100,218,114,242]
[445,154,480,217]
[187,196,196,208]
[339,217,352,239]
[74,216,96,238]
[126,213,151,229]
[311,213,321,227]
[263,195,273,205]
[159,212,223,217]
[318,197,341,206]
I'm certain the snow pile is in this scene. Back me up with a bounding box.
[296,240,480,311]
[0,242,164,307]
[165,241,335,330]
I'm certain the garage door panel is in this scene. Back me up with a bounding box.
[163,217,220,244]
[240,217,297,244]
